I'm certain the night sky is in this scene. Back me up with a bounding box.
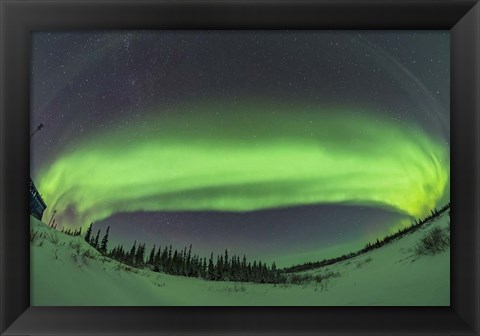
[31,31,450,266]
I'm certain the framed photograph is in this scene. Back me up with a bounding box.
[1,0,479,335]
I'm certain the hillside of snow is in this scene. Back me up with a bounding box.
[30,211,449,306]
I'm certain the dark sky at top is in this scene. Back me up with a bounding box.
[30,31,449,265]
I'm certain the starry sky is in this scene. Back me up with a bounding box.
[30,31,450,266]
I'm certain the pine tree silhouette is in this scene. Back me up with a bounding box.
[93,229,101,249]
[99,226,110,254]
[148,245,156,265]
[128,241,137,264]
[84,223,93,244]
[207,253,215,280]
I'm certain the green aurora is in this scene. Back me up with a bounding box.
[37,103,449,229]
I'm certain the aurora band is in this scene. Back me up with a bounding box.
[37,103,449,229]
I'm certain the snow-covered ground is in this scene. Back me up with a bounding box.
[30,212,449,306]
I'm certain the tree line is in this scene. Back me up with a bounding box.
[61,227,82,237]
[84,224,110,254]
[79,203,449,280]
[283,202,450,273]
[83,223,284,284]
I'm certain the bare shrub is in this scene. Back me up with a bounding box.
[71,253,78,263]
[314,271,341,283]
[415,226,450,255]
[288,274,312,285]
[48,232,59,245]
[30,229,39,243]
[356,256,373,268]
[69,240,82,254]
[30,230,47,246]
[114,263,139,274]
[287,271,340,286]
[81,248,95,261]
[224,283,246,293]
[114,263,125,272]
[315,271,341,291]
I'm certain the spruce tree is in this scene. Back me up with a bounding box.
[241,255,247,281]
[148,245,156,265]
[216,255,224,280]
[84,223,93,244]
[109,246,117,258]
[161,246,168,269]
[93,229,101,249]
[172,250,178,274]
[224,249,229,279]
[186,245,192,275]
[128,241,137,265]
[207,253,215,280]
[168,245,173,261]
[118,245,125,261]
[271,262,277,282]
[136,243,145,266]
[201,257,207,279]
[154,246,162,267]
[99,226,110,254]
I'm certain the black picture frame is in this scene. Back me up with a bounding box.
[1,0,479,335]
